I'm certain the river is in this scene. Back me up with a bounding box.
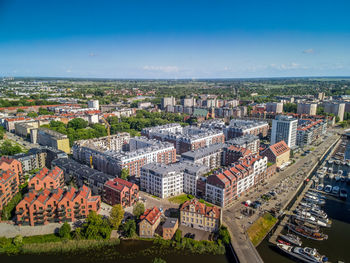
[0,240,231,263]
[257,161,350,262]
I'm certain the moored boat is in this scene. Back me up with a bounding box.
[277,243,329,263]
[279,233,302,246]
[287,224,328,241]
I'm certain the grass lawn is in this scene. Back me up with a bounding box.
[247,213,277,247]
[168,194,192,204]
[22,234,62,244]
[168,194,214,207]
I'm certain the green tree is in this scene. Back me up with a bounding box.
[12,235,23,246]
[82,211,112,240]
[16,109,25,113]
[0,140,23,156]
[335,116,340,122]
[133,202,145,219]
[121,219,136,238]
[174,229,182,242]
[109,204,125,229]
[120,168,129,180]
[27,112,38,118]
[59,222,71,239]
[218,226,231,245]
[68,118,88,130]
[152,258,166,263]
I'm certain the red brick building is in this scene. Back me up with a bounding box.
[223,145,252,166]
[103,178,139,208]
[16,185,100,226]
[0,169,19,216]
[261,141,290,168]
[28,166,64,191]
[0,157,23,183]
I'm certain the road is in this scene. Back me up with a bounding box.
[222,130,341,263]
[5,131,40,150]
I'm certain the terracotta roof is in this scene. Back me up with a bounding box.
[0,169,16,184]
[180,199,220,219]
[105,177,135,192]
[268,141,290,157]
[140,206,161,225]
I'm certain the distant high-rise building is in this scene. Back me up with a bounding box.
[271,115,298,148]
[317,92,325,101]
[161,97,176,109]
[323,102,345,121]
[266,102,283,113]
[297,102,317,115]
[88,100,99,110]
[181,97,196,107]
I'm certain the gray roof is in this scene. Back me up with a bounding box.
[181,143,224,160]
[163,218,178,229]
[226,134,259,146]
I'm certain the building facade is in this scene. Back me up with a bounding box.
[16,185,100,226]
[139,206,162,238]
[28,166,64,191]
[262,141,290,168]
[297,102,318,116]
[180,199,221,232]
[103,178,139,208]
[0,169,19,215]
[271,115,298,148]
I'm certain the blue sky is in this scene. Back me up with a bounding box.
[0,0,350,78]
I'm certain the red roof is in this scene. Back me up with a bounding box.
[268,141,290,157]
[180,199,220,219]
[140,206,161,225]
[105,177,135,192]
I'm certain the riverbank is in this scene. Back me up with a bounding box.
[247,213,277,246]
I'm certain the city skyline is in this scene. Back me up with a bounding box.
[1,0,350,78]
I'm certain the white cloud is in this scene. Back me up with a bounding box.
[303,48,315,54]
[89,52,97,57]
[269,62,306,70]
[143,65,179,73]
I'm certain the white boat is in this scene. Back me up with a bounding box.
[324,185,332,193]
[332,186,340,195]
[277,243,329,263]
[293,214,331,228]
[338,170,343,176]
[328,167,333,173]
[316,184,324,191]
[328,173,334,180]
[335,175,341,182]
[299,202,320,210]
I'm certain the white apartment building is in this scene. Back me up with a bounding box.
[271,115,298,148]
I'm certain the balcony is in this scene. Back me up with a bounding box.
[46,207,52,212]
[74,203,80,209]
[35,214,45,219]
[36,209,44,214]
[57,207,65,212]
[15,210,24,215]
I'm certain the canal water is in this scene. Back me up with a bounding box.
[0,240,230,263]
[257,166,350,262]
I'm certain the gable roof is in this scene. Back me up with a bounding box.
[140,206,161,225]
[268,141,290,157]
[180,199,220,219]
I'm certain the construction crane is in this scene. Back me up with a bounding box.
[101,116,111,148]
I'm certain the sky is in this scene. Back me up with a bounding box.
[0,0,350,79]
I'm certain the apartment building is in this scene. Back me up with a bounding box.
[15,121,39,137]
[222,145,252,166]
[180,199,221,232]
[103,178,139,208]
[226,134,260,154]
[72,136,176,177]
[28,166,64,191]
[206,154,267,207]
[271,115,298,148]
[266,102,283,113]
[139,206,162,238]
[297,102,318,116]
[13,149,47,173]
[52,158,114,195]
[262,141,290,168]
[200,119,226,130]
[0,169,19,215]
[16,185,100,226]
[323,102,345,121]
[33,128,70,154]
[142,124,225,154]
[140,162,208,199]
[162,218,178,240]
[0,157,23,183]
[181,143,224,170]
[225,120,269,140]
[181,97,196,107]
[296,119,327,147]
[161,97,176,109]
[141,163,184,198]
